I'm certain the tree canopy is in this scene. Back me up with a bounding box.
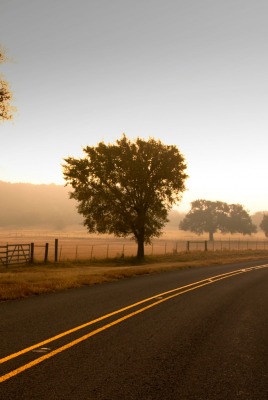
[63,135,188,258]
[0,47,15,121]
[179,199,257,241]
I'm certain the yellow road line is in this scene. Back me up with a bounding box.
[0,264,267,383]
[0,267,247,364]
[0,280,216,383]
[1,265,266,365]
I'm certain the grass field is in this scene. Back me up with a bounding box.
[1,249,268,301]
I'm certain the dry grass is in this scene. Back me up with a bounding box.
[1,249,268,301]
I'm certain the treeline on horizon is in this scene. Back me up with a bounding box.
[0,181,185,231]
[0,181,265,232]
[0,181,83,230]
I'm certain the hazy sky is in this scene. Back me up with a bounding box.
[1,0,268,213]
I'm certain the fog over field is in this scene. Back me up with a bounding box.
[1,1,268,214]
[0,181,265,234]
[0,181,81,230]
[0,181,186,231]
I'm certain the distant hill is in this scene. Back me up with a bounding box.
[0,181,185,231]
[0,181,82,230]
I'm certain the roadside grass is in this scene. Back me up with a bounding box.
[1,249,268,301]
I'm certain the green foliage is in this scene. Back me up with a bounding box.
[260,214,268,237]
[180,199,257,240]
[0,47,15,121]
[0,80,13,121]
[227,203,257,235]
[63,135,188,258]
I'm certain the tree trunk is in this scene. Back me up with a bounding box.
[209,231,214,241]
[136,236,145,259]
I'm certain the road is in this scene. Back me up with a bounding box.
[0,260,268,399]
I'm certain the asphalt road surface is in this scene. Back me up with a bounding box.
[1,260,268,399]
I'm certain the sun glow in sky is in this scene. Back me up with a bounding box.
[1,0,268,213]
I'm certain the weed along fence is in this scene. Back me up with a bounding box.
[1,237,268,265]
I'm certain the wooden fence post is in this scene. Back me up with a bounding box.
[30,243,34,263]
[44,243,49,263]
[5,244,8,267]
[54,239,58,262]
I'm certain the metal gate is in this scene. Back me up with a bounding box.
[0,244,31,266]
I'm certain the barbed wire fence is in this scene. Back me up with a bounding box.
[1,233,268,264]
[19,239,268,262]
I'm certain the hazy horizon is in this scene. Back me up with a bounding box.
[0,180,189,232]
[1,0,268,213]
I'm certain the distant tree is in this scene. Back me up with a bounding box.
[251,211,268,230]
[260,214,268,237]
[179,200,229,241]
[0,47,15,121]
[226,203,257,236]
[179,199,256,241]
[63,135,188,259]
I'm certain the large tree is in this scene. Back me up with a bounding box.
[0,47,15,121]
[179,199,256,241]
[63,135,188,258]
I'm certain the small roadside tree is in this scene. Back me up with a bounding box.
[179,199,256,241]
[0,47,15,121]
[260,214,268,237]
[63,135,188,259]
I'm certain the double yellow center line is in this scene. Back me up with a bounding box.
[1,264,267,383]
